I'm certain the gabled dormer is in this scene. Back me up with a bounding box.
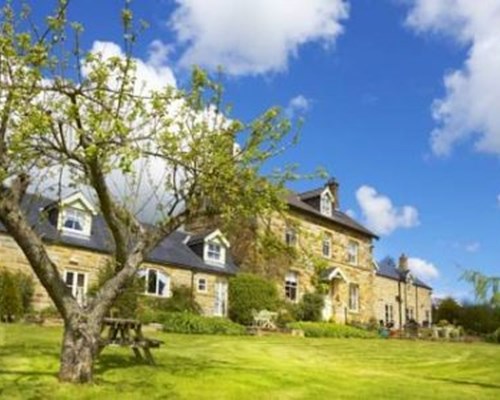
[186,229,231,267]
[47,192,96,238]
[298,178,340,216]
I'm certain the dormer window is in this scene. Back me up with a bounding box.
[320,190,333,216]
[60,207,92,236]
[207,242,222,262]
[200,229,230,266]
[54,192,96,237]
[63,208,86,232]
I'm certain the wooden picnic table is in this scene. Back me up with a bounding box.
[99,317,163,365]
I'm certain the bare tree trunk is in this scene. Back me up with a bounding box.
[58,320,101,383]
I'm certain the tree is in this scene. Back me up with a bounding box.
[0,1,296,383]
[460,269,500,307]
[434,297,461,325]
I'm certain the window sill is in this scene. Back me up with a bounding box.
[60,229,91,239]
[142,293,171,299]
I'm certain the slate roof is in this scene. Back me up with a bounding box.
[0,194,237,276]
[186,230,214,246]
[297,187,324,200]
[376,260,432,290]
[286,191,378,239]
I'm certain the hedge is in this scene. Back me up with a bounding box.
[160,312,247,335]
[0,268,34,322]
[288,322,377,338]
[228,273,279,325]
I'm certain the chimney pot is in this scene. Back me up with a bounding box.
[398,253,409,272]
[326,177,340,209]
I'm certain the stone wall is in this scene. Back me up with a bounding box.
[373,275,432,327]
[270,209,376,323]
[0,233,228,316]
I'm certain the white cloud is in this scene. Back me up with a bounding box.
[355,185,419,235]
[169,0,349,76]
[285,95,311,117]
[464,241,480,253]
[85,40,176,92]
[408,257,439,281]
[405,0,500,156]
[345,209,356,219]
[497,194,500,208]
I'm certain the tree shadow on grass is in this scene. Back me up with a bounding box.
[96,352,231,377]
[427,376,500,390]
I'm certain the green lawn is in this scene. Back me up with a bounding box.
[0,324,499,399]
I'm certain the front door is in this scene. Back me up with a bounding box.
[322,286,333,321]
[214,281,228,317]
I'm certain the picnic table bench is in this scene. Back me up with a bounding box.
[99,317,163,365]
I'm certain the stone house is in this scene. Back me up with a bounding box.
[374,255,433,328]
[0,192,236,317]
[264,179,433,326]
[0,180,433,326]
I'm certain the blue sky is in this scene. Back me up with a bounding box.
[29,0,500,300]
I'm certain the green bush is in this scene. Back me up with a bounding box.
[288,322,378,338]
[141,285,202,314]
[15,270,35,314]
[40,305,61,319]
[229,273,279,325]
[459,304,500,335]
[486,328,500,344]
[137,285,202,324]
[160,312,247,335]
[0,268,34,322]
[295,293,324,322]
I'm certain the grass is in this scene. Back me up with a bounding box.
[0,324,499,399]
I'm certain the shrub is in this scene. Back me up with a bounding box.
[0,268,34,322]
[288,322,377,338]
[137,285,202,324]
[160,312,247,335]
[295,293,324,322]
[0,269,22,322]
[40,305,61,319]
[229,273,279,325]
[486,328,500,344]
[459,304,500,335]
[16,271,35,314]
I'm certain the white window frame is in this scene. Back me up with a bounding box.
[322,234,332,258]
[385,304,394,325]
[348,283,359,312]
[60,207,91,236]
[64,270,88,306]
[197,277,208,293]
[347,240,359,265]
[406,307,414,321]
[202,230,229,266]
[284,271,299,302]
[285,227,297,247]
[320,191,333,216]
[139,268,170,297]
[207,242,222,262]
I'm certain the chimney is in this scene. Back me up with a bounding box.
[327,178,340,209]
[398,253,409,272]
